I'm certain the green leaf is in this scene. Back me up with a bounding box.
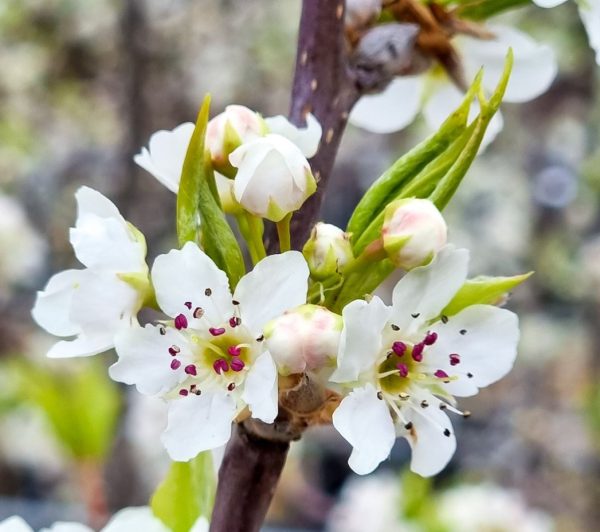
[177,95,245,288]
[151,452,216,532]
[456,0,531,21]
[346,72,482,248]
[442,272,532,316]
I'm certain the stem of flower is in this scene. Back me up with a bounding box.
[247,214,267,262]
[276,213,293,252]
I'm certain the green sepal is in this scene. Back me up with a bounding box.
[217,120,243,178]
[177,95,246,288]
[346,72,482,247]
[117,272,157,309]
[442,271,533,317]
[151,452,216,532]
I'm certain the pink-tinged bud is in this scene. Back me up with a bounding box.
[264,304,343,375]
[206,105,265,176]
[381,199,447,270]
[302,223,354,280]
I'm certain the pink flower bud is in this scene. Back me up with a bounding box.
[381,198,447,270]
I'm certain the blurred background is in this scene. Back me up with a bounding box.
[0,0,599,530]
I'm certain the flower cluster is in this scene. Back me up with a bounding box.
[33,91,523,479]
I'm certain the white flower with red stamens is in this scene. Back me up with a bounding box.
[31,187,149,358]
[110,242,309,460]
[330,246,519,476]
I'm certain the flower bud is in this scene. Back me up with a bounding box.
[345,0,382,31]
[206,105,266,175]
[381,198,447,269]
[302,223,354,280]
[229,134,317,222]
[264,304,342,376]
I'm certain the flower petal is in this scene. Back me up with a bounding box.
[190,517,210,532]
[265,113,322,157]
[73,186,122,220]
[330,296,391,383]
[102,507,169,532]
[349,76,424,134]
[47,334,114,359]
[579,0,600,65]
[162,391,236,460]
[151,242,233,324]
[0,516,34,532]
[427,305,519,397]
[233,251,308,335]
[32,269,83,337]
[241,351,278,423]
[458,25,557,103]
[332,383,396,475]
[111,324,190,395]
[532,0,567,7]
[402,391,456,477]
[42,524,92,532]
[390,246,469,334]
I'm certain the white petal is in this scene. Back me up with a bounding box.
[162,391,236,460]
[349,76,424,133]
[332,384,396,475]
[151,242,233,324]
[74,186,122,221]
[330,296,391,383]
[111,324,190,395]
[532,0,567,7]
[458,25,557,103]
[32,269,83,337]
[0,516,34,532]
[135,122,195,193]
[233,251,308,335]
[422,84,504,151]
[190,517,210,532]
[579,0,600,65]
[47,334,114,359]
[427,305,519,397]
[241,351,278,423]
[265,113,322,157]
[403,391,456,477]
[390,246,469,334]
[43,524,92,532]
[102,507,169,532]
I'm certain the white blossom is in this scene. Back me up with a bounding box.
[330,246,519,476]
[110,242,309,460]
[31,187,149,358]
[350,25,557,148]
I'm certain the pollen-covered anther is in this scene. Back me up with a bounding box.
[411,342,424,362]
[184,364,197,376]
[179,389,189,396]
[193,307,204,319]
[168,345,180,356]
[230,358,245,372]
[449,353,461,366]
[396,363,409,377]
[227,345,242,356]
[399,392,410,400]
[434,369,450,382]
[209,327,226,336]
[170,359,181,370]
[213,358,229,374]
[392,341,407,356]
[174,314,188,330]
[423,331,438,345]
[228,316,241,328]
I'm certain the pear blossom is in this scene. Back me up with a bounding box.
[330,246,519,476]
[110,242,309,460]
[229,134,317,222]
[350,25,557,147]
[302,223,354,280]
[31,187,149,358]
[532,0,599,65]
[0,507,209,532]
[264,304,343,375]
[381,198,447,270]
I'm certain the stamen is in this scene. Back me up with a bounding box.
[399,392,410,401]
[377,391,383,400]
[174,314,188,330]
[205,288,212,296]
[411,312,420,318]
[449,353,461,366]
[227,383,236,391]
[459,329,467,335]
[170,359,181,370]
[228,345,242,356]
[230,358,245,372]
[396,363,409,378]
[213,359,229,374]
[467,372,474,378]
[391,324,400,331]
[404,421,413,430]
[443,428,451,437]
[420,400,429,408]
[232,299,240,305]
[229,317,239,328]
[184,364,197,376]
[168,345,180,356]
[463,411,471,418]
[159,326,166,335]
[411,342,424,362]
[392,341,407,356]
[193,307,204,319]
[179,389,189,396]
[441,315,449,324]
[423,332,438,345]
[434,369,450,381]
[209,327,226,336]
[184,301,192,309]
[256,335,264,342]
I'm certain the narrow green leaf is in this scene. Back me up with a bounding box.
[442,272,533,316]
[177,95,246,287]
[346,72,482,246]
[151,452,216,532]
[456,0,531,21]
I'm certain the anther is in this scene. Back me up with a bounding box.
[232,299,240,305]
[193,307,204,319]
[449,353,461,366]
[420,400,429,408]
[411,343,424,362]
[159,326,166,335]
[404,422,413,430]
[184,301,192,309]
[392,341,406,356]
[443,428,451,437]
[205,288,212,296]
[228,345,242,356]
[441,315,449,324]
[228,316,239,328]
[184,364,197,376]
[463,411,472,418]
[230,358,245,372]
[439,403,448,410]
[174,314,188,330]
[256,335,264,342]
[460,329,467,335]
[179,389,189,396]
[377,391,383,400]
[209,327,226,336]
[397,363,409,378]
[467,372,474,379]
[391,324,400,331]
[227,383,236,391]
[423,332,438,345]
[168,345,180,356]
[411,312,420,318]
[434,369,449,381]
[170,359,181,370]
[213,359,229,374]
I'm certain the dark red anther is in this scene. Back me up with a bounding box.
[230,358,245,372]
[228,345,242,356]
[213,359,229,374]
[209,327,226,336]
[185,364,197,376]
[392,341,407,356]
[449,354,461,366]
[412,342,424,362]
[174,314,188,330]
[424,331,438,345]
[397,363,409,378]
[170,359,181,370]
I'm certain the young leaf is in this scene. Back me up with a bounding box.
[177,95,246,288]
[442,272,532,316]
[151,452,216,532]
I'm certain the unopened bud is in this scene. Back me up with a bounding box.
[381,198,447,270]
[264,304,343,376]
[302,223,354,280]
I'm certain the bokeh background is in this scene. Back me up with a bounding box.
[1,0,599,530]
